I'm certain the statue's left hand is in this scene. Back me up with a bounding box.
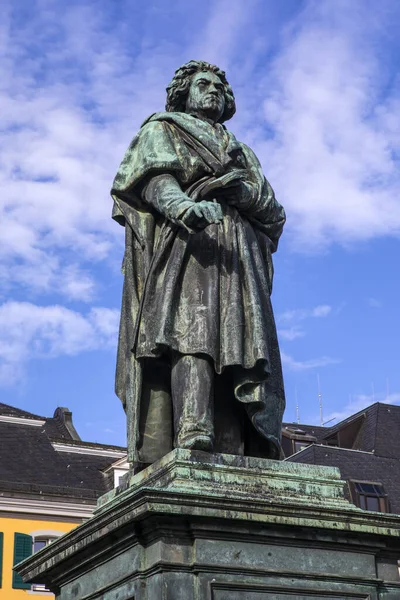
[181,200,223,230]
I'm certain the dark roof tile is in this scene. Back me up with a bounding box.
[0,402,46,420]
[0,404,126,500]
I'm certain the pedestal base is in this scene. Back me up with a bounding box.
[16,450,400,599]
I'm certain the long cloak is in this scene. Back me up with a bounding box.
[111,112,286,463]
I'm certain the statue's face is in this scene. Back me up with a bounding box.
[185,71,225,122]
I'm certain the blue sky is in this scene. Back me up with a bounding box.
[1,0,400,445]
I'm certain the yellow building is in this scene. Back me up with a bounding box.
[0,403,127,597]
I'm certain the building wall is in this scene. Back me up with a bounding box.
[0,513,80,598]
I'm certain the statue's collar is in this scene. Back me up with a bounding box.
[143,112,240,164]
[142,111,221,130]
[188,113,218,127]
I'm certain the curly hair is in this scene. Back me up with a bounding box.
[166,60,236,123]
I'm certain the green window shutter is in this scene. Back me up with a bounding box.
[0,532,3,588]
[12,533,32,589]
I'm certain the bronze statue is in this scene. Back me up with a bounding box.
[111,60,286,467]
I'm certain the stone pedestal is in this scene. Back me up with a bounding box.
[16,449,400,599]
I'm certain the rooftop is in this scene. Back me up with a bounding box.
[0,402,126,502]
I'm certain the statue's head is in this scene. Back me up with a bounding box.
[166,60,236,123]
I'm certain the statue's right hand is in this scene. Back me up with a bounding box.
[181,200,223,230]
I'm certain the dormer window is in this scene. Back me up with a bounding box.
[349,481,389,513]
[282,426,317,456]
[294,440,311,453]
[102,455,129,489]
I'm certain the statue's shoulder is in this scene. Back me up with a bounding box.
[139,113,170,131]
[142,111,199,130]
[141,112,182,127]
[240,141,258,158]
[141,112,163,127]
[136,113,188,141]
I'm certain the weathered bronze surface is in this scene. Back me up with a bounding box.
[111,60,286,466]
[15,450,400,599]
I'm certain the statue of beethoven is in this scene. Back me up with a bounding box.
[111,60,286,467]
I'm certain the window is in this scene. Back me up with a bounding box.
[29,532,61,594]
[31,537,56,592]
[350,481,389,513]
[325,435,338,447]
[33,536,56,553]
[13,531,62,592]
[294,440,310,453]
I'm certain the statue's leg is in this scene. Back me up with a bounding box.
[171,352,214,451]
[137,358,173,465]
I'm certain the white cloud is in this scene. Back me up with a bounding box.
[189,0,261,69]
[281,351,340,372]
[277,304,332,343]
[323,390,400,424]
[0,260,97,303]
[0,301,119,385]
[0,1,181,301]
[1,0,398,398]
[278,304,332,324]
[248,0,400,251]
[89,307,120,338]
[312,305,331,318]
[278,327,305,341]
[2,0,400,309]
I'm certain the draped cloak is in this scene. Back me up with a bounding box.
[111,111,286,463]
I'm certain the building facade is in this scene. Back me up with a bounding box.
[0,403,127,598]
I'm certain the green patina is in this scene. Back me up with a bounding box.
[14,449,400,599]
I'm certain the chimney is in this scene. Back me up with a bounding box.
[53,407,81,441]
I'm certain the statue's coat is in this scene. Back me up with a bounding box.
[111,112,286,462]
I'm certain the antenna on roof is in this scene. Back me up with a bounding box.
[295,387,300,424]
[317,374,323,426]
[322,417,336,426]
